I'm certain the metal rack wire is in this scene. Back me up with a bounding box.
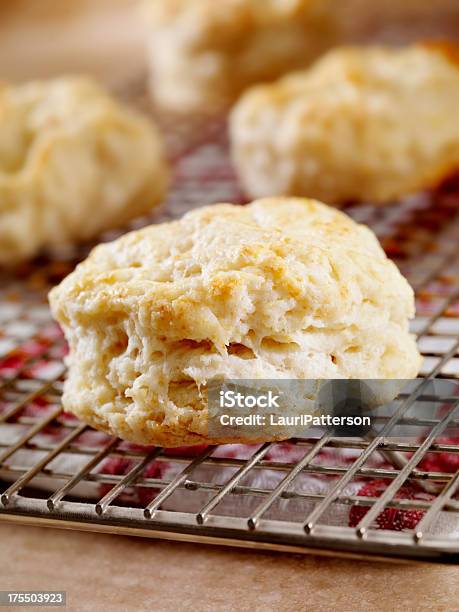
[1,85,459,563]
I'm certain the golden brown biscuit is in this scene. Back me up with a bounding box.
[0,77,168,264]
[143,0,339,113]
[49,198,421,446]
[230,44,459,205]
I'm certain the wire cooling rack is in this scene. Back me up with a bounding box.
[1,83,459,564]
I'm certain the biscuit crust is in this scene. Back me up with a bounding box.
[231,44,459,204]
[0,77,168,264]
[49,198,422,446]
[144,0,339,113]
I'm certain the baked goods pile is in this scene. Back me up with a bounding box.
[6,1,457,445]
[49,198,421,446]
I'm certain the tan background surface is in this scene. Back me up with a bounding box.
[2,523,459,612]
[0,0,148,86]
[0,2,458,610]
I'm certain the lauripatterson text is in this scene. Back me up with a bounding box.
[218,414,371,427]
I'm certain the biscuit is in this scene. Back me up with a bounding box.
[0,77,168,264]
[143,0,339,113]
[49,197,421,446]
[230,44,459,205]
